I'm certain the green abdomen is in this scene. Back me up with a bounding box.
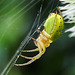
[44,14,64,41]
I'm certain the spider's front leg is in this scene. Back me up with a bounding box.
[15,40,46,66]
[20,48,39,60]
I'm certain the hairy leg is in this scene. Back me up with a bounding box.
[22,48,38,52]
[20,48,39,59]
[20,55,33,59]
[15,40,46,66]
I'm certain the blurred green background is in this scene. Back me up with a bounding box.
[0,0,75,75]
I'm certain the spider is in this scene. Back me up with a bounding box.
[15,7,64,66]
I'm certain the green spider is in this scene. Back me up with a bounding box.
[15,7,64,66]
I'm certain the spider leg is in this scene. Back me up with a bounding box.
[20,55,33,59]
[15,40,46,66]
[15,59,36,66]
[20,48,39,59]
[57,7,62,17]
[22,48,38,52]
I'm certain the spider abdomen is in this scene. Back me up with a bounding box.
[44,13,64,41]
